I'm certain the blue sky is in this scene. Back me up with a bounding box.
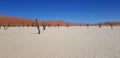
[0,0,120,23]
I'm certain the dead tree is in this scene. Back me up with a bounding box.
[57,23,60,28]
[32,23,35,27]
[22,22,24,28]
[48,24,51,27]
[6,23,10,29]
[66,23,69,28]
[98,23,101,28]
[42,22,46,30]
[27,24,29,27]
[3,23,10,30]
[86,24,89,28]
[110,24,113,29]
[4,25,6,29]
[35,19,40,34]
[54,25,57,28]
[0,25,1,29]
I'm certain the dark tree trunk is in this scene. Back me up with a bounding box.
[32,23,35,27]
[48,24,51,27]
[86,24,89,28]
[110,24,113,29]
[37,24,40,34]
[3,24,10,30]
[0,25,2,29]
[99,23,101,28]
[22,23,24,28]
[43,25,46,30]
[27,24,29,27]
[6,24,10,29]
[35,19,40,34]
[4,25,7,30]
[42,22,46,30]
[58,23,60,28]
[66,24,69,28]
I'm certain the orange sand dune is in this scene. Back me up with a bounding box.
[0,15,34,26]
[0,15,120,26]
[0,15,81,26]
[103,22,120,25]
[92,22,120,26]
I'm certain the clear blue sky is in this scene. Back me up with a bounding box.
[0,0,120,23]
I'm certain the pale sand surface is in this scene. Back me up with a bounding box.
[0,26,120,58]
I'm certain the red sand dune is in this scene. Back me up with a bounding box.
[0,15,80,26]
[0,15,120,26]
[0,15,34,26]
[90,22,120,26]
[103,22,120,25]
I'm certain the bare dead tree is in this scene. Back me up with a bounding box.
[42,22,46,30]
[4,25,7,30]
[32,23,35,27]
[86,24,89,28]
[57,23,60,28]
[99,23,101,28]
[35,19,40,34]
[22,22,24,28]
[110,24,113,29]
[0,24,1,29]
[3,23,10,30]
[48,24,51,27]
[27,24,29,27]
[6,23,10,29]
[66,23,69,28]
[54,25,57,28]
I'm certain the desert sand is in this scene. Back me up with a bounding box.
[0,26,120,58]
